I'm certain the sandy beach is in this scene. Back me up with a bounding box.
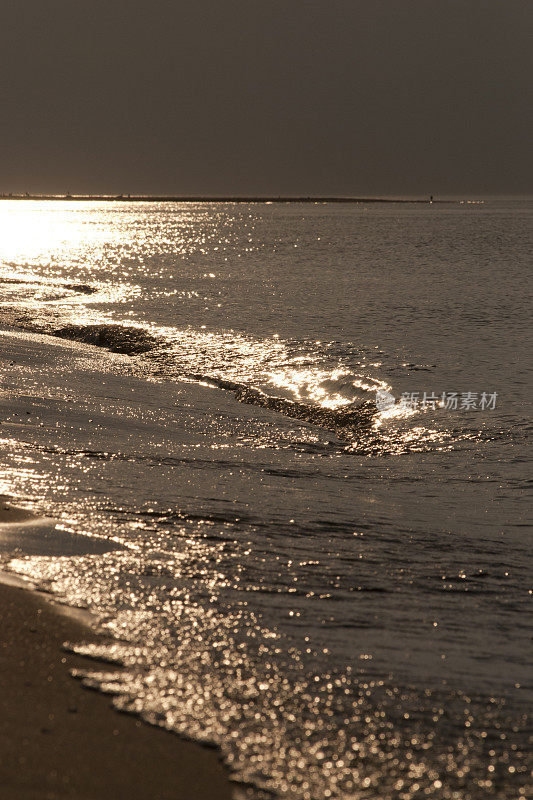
[0,575,232,799]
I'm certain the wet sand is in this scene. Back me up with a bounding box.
[0,580,233,799]
[0,495,40,524]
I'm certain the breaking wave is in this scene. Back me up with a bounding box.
[50,322,379,435]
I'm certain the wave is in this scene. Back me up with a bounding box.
[0,277,97,295]
[50,322,378,435]
[1,313,455,451]
[62,283,98,295]
[207,379,376,431]
[53,323,159,354]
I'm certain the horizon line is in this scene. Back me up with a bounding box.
[0,193,463,204]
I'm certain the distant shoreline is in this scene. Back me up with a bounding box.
[0,193,462,204]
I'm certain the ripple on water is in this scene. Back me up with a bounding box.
[7,545,531,800]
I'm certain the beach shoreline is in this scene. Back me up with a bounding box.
[0,192,530,799]
[0,340,235,799]
[0,575,233,799]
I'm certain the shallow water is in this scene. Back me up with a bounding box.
[0,199,531,798]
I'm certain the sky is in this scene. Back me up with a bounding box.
[1,0,532,196]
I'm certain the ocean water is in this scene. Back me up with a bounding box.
[0,198,531,799]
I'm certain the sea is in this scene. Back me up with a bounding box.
[0,197,531,799]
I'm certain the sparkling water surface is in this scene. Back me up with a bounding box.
[0,199,531,798]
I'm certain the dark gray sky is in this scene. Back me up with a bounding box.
[1,0,531,196]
